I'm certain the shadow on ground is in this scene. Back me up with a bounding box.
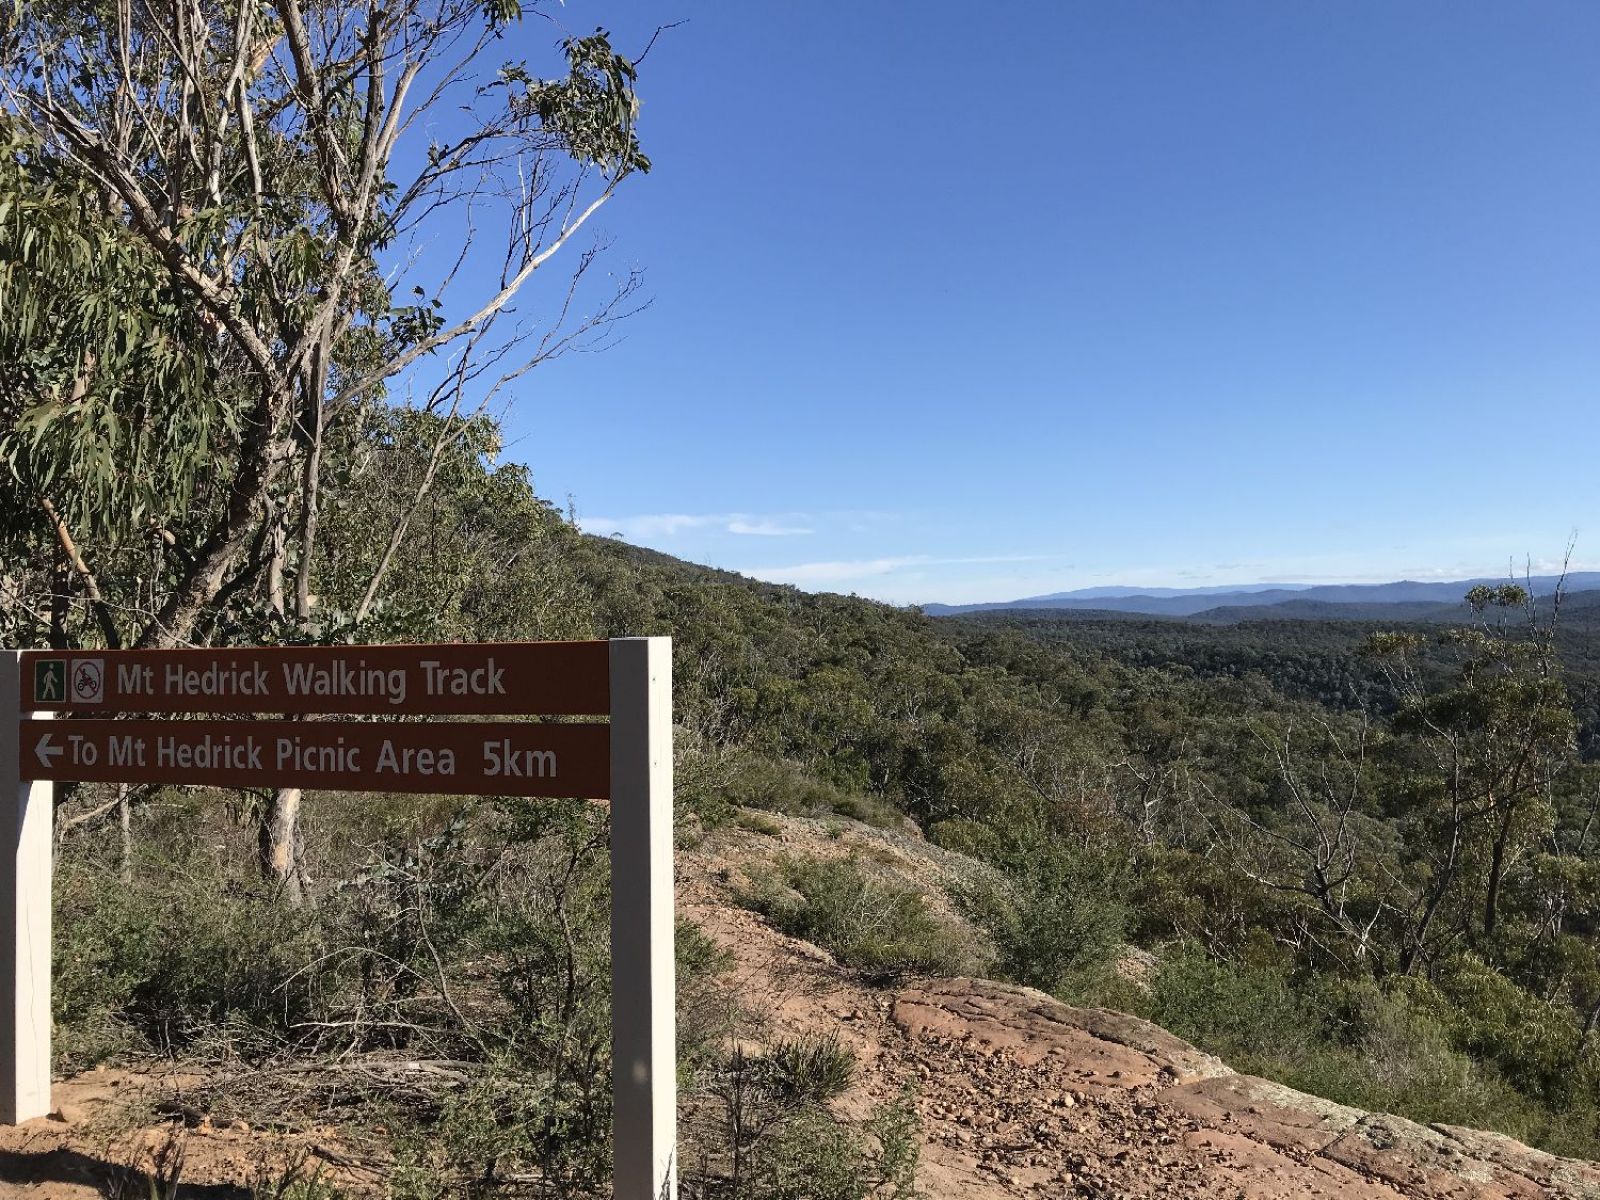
[0,1144,252,1198]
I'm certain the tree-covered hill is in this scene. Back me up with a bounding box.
[571,529,1600,1159]
[943,605,1600,760]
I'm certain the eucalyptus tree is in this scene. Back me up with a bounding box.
[1,0,651,890]
[1197,586,1583,981]
[1366,586,1578,974]
[0,130,230,649]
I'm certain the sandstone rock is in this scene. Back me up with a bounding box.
[675,811,1600,1200]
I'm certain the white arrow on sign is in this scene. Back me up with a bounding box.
[34,734,62,771]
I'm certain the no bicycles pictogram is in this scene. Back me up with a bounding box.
[69,659,103,705]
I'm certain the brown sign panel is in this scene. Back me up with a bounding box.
[18,642,610,716]
[18,720,610,799]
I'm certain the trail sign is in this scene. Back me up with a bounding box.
[0,639,675,1200]
[18,641,611,715]
[19,719,611,797]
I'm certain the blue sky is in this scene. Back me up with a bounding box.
[490,1,1600,605]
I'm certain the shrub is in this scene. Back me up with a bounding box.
[678,917,738,1075]
[823,791,906,829]
[752,1096,919,1200]
[55,839,331,1067]
[953,821,1128,998]
[722,757,900,828]
[251,1157,353,1200]
[1404,955,1594,1107]
[736,810,785,837]
[390,1062,610,1199]
[1304,982,1535,1133]
[1139,945,1587,1151]
[926,818,999,858]
[767,1034,855,1103]
[689,1039,918,1200]
[742,855,978,979]
[1145,943,1319,1066]
[57,795,738,1197]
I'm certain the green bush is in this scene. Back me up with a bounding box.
[391,1063,610,1200]
[742,854,979,979]
[1403,955,1595,1106]
[678,917,738,1076]
[926,818,999,858]
[736,809,785,837]
[691,1038,918,1200]
[1274,977,1475,1119]
[722,757,901,828]
[952,819,1128,999]
[767,1034,855,1104]
[1139,944,1594,1151]
[54,793,766,1197]
[751,1097,919,1200]
[250,1158,352,1200]
[823,791,906,829]
[55,842,331,1067]
[1145,943,1319,1066]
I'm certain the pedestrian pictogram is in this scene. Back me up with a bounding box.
[31,661,63,705]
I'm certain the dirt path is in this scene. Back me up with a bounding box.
[0,1064,372,1197]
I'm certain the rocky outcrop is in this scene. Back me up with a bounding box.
[892,977,1600,1198]
[682,815,1600,1200]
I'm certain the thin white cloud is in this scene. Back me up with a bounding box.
[727,519,814,536]
[751,556,931,585]
[582,513,718,539]
[743,553,1058,588]
[580,512,815,540]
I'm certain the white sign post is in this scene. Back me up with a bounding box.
[1,637,675,1200]
[610,638,676,1200]
[0,652,50,1127]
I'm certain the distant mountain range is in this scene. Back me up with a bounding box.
[923,573,1600,622]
